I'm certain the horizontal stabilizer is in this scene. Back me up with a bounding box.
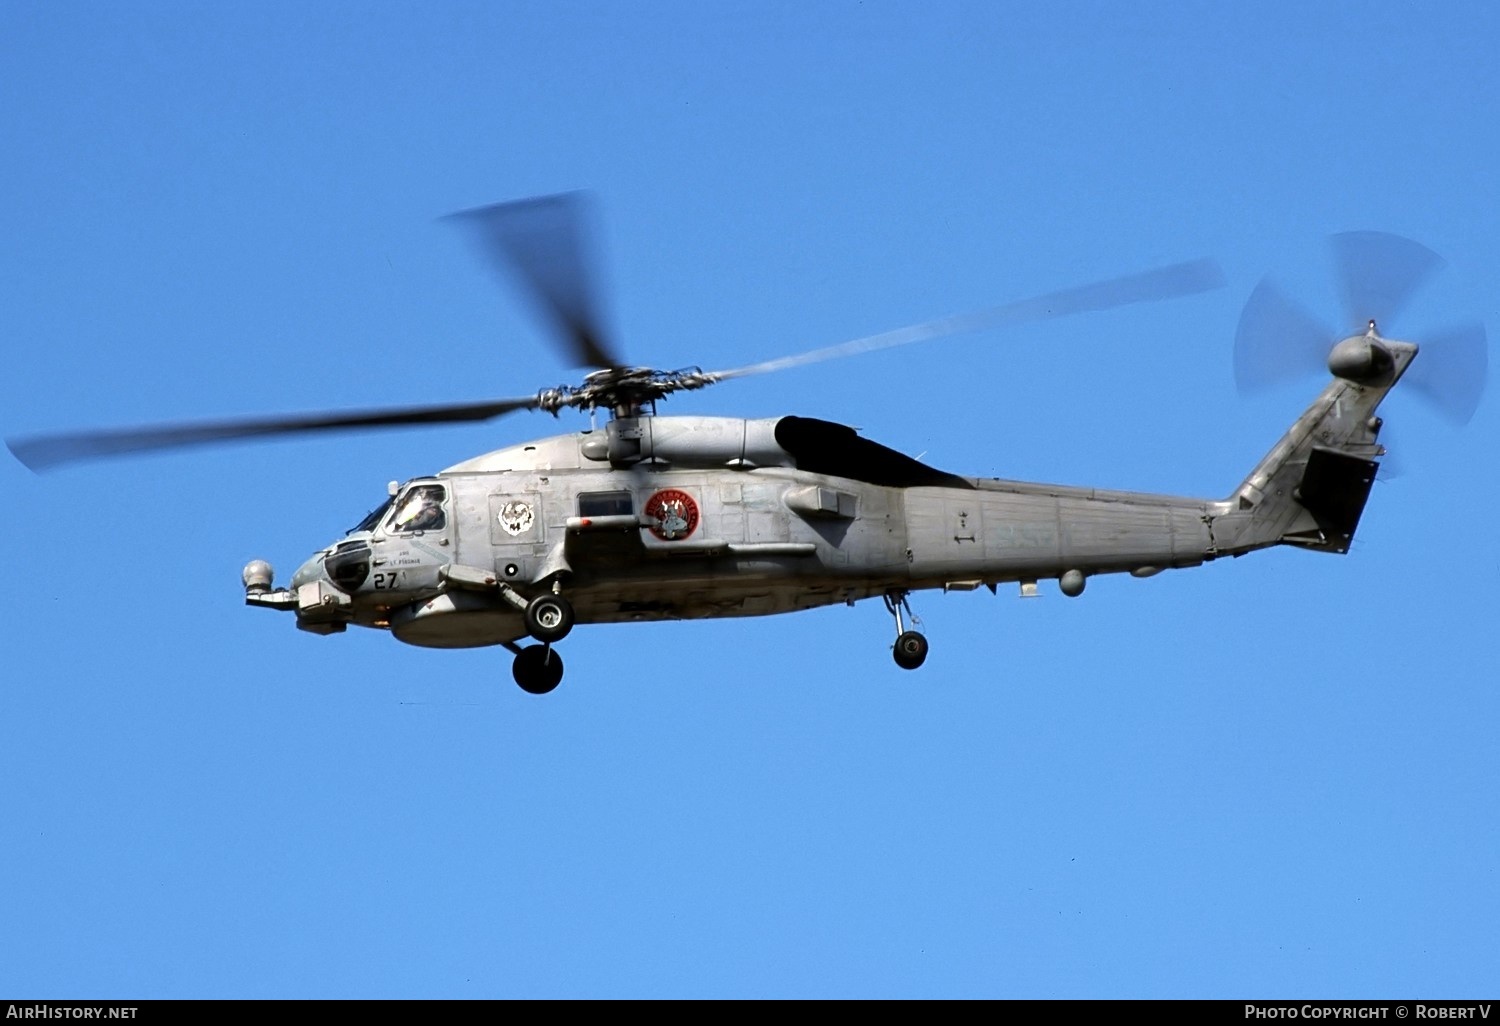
[1285,447,1379,554]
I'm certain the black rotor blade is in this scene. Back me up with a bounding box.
[445,192,621,370]
[1403,320,1489,427]
[1329,230,1445,332]
[7,395,542,472]
[709,257,1227,382]
[1233,277,1335,394]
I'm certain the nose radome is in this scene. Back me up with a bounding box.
[289,554,327,590]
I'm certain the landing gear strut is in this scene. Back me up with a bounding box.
[884,591,928,670]
[500,591,578,694]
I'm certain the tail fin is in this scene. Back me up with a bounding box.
[1209,336,1417,557]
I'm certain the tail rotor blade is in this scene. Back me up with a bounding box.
[1404,321,1489,426]
[1232,277,1333,394]
[1329,230,1445,331]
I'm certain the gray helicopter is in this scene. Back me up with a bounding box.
[7,195,1487,694]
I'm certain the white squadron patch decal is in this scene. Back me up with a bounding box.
[498,500,535,536]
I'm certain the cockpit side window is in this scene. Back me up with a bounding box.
[387,484,448,533]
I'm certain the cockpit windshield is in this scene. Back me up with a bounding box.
[386,483,448,533]
[348,496,394,535]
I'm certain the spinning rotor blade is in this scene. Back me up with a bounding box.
[1329,230,1445,332]
[708,257,1228,382]
[1403,321,1488,426]
[1233,231,1489,426]
[445,192,621,370]
[1233,278,1335,394]
[7,395,542,472]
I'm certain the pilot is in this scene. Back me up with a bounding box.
[397,488,445,532]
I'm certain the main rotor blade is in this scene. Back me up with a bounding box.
[7,395,542,472]
[1329,230,1445,332]
[445,192,621,370]
[1403,321,1489,426]
[1233,277,1335,394]
[708,257,1228,382]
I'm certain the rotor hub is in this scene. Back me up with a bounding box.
[1328,333,1396,386]
[534,366,719,418]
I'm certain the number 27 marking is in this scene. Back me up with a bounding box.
[372,571,404,590]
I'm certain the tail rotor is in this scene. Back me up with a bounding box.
[1232,230,1488,426]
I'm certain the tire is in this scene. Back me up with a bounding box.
[893,630,928,670]
[525,594,575,643]
[512,645,564,694]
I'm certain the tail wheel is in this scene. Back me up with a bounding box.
[525,594,575,643]
[893,630,928,670]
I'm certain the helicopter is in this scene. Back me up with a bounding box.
[6,194,1489,694]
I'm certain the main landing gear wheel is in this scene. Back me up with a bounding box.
[893,630,929,670]
[883,590,928,671]
[525,594,575,642]
[512,645,564,694]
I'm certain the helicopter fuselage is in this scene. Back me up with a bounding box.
[256,413,1240,648]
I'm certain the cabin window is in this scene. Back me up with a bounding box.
[387,484,448,533]
[578,490,633,517]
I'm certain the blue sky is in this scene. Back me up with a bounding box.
[2,1,1497,1000]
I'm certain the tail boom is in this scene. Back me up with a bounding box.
[1208,336,1417,557]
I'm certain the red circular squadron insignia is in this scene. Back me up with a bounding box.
[644,489,700,541]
